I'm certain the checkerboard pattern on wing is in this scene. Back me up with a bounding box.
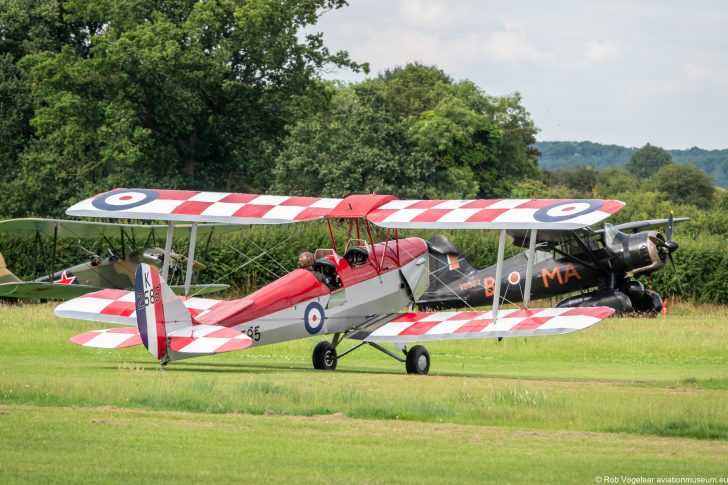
[168,325,252,353]
[69,327,142,348]
[362,307,614,342]
[367,198,625,229]
[67,188,343,224]
[54,288,224,326]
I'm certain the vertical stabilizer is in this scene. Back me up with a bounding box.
[134,263,191,361]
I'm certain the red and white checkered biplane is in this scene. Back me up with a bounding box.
[56,189,624,374]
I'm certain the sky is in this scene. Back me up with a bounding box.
[312,0,728,150]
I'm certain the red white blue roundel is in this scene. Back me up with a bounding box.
[534,200,603,223]
[304,302,325,335]
[92,189,159,211]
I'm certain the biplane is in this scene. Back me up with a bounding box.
[421,215,686,315]
[55,189,624,374]
[0,218,232,299]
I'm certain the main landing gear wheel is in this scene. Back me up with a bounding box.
[405,345,430,375]
[312,341,337,371]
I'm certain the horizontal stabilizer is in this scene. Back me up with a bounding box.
[54,288,227,326]
[68,324,251,354]
[168,325,252,354]
[69,327,142,348]
[347,307,614,343]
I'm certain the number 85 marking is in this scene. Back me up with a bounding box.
[243,326,261,341]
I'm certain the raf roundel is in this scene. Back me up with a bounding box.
[92,189,159,211]
[533,199,604,223]
[304,301,326,335]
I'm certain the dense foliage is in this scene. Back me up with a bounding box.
[272,64,539,198]
[0,0,366,217]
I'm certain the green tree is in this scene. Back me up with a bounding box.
[648,163,715,209]
[274,64,539,198]
[271,85,441,198]
[545,165,599,197]
[594,168,638,198]
[624,143,672,178]
[3,0,366,217]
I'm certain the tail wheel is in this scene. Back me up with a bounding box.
[312,341,337,371]
[405,345,430,375]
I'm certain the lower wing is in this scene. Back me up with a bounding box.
[0,282,104,300]
[347,307,613,343]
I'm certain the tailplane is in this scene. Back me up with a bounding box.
[133,263,251,362]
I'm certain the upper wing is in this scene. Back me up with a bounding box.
[347,307,613,343]
[54,288,229,326]
[367,199,624,230]
[0,217,243,239]
[594,217,689,235]
[66,190,623,230]
[66,189,342,224]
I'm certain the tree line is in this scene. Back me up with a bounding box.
[536,141,728,187]
[0,0,538,218]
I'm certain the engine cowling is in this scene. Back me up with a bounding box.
[603,224,666,277]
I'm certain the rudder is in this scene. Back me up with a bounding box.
[134,263,191,361]
[426,235,476,286]
[0,252,21,284]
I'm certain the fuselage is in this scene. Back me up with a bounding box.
[419,250,604,309]
[168,237,429,360]
[419,228,667,310]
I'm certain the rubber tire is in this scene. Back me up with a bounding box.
[631,290,662,317]
[312,341,337,370]
[405,345,430,375]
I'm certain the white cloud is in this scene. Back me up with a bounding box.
[584,40,622,63]
[398,0,464,29]
[312,0,728,148]
[481,23,557,66]
[683,62,728,87]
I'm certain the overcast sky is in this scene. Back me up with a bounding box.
[314,0,728,150]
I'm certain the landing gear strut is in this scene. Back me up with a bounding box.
[311,334,430,375]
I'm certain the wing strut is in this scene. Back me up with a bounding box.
[162,221,175,282]
[492,229,507,322]
[183,222,198,295]
[523,229,537,308]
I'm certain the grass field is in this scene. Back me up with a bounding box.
[1,302,728,483]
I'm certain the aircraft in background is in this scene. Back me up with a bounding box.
[420,215,686,315]
[56,189,623,374]
[0,218,233,299]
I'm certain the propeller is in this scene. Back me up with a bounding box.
[648,213,679,265]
